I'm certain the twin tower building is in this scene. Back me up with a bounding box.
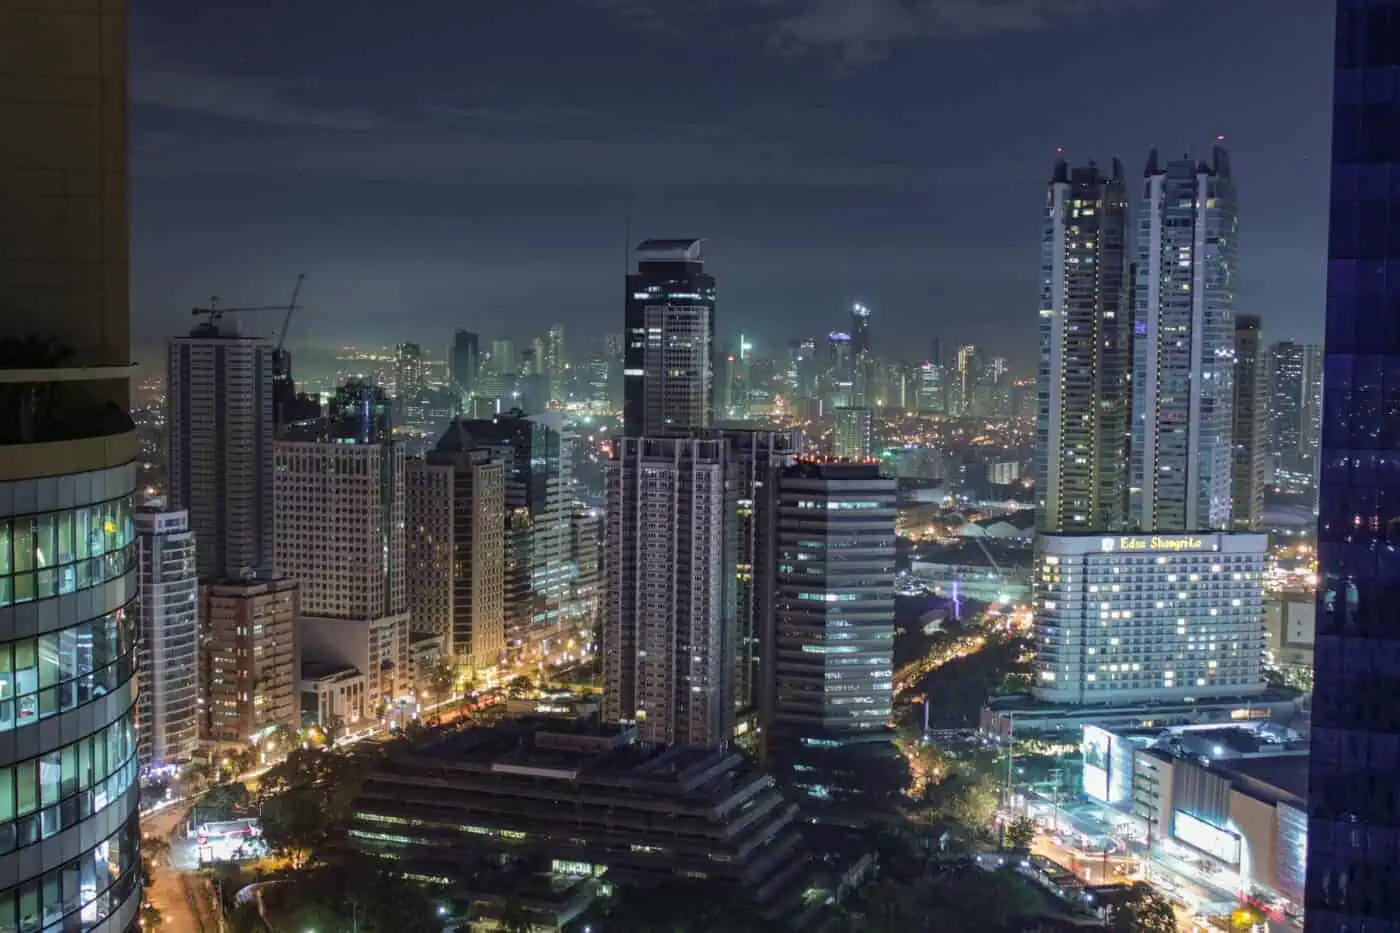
[1031,148,1269,710]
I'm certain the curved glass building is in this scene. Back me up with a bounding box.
[0,0,143,931]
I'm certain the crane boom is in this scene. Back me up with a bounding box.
[190,274,306,342]
[276,273,305,357]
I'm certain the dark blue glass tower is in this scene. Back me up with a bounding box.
[1307,2,1400,928]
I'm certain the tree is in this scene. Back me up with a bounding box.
[257,745,367,865]
[426,662,455,703]
[1005,815,1036,851]
[1107,883,1177,933]
[506,675,533,698]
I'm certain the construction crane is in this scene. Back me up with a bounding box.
[190,273,305,378]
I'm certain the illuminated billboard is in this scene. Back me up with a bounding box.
[1082,725,1113,802]
[1173,809,1241,865]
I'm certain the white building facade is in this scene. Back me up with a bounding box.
[1032,532,1267,705]
[135,507,200,769]
[275,439,410,709]
[1130,147,1240,532]
[602,437,735,746]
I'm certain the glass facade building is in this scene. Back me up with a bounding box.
[0,0,143,929]
[1307,2,1400,928]
[622,239,716,438]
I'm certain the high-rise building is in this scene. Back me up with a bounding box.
[0,4,143,925]
[566,508,602,651]
[1230,314,1266,530]
[586,354,612,412]
[202,576,300,743]
[602,437,736,746]
[826,331,854,407]
[1307,5,1400,924]
[451,330,479,399]
[697,428,801,723]
[850,303,872,358]
[1130,147,1239,532]
[832,407,874,460]
[432,414,571,652]
[1035,158,1132,533]
[276,382,410,709]
[405,460,454,647]
[420,425,509,664]
[169,320,276,580]
[916,361,944,413]
[543,323,566,406]
[135,507,200,769]
[1032,532,1266,705]
[1265,341,1323,491]
[395,341,426,401]
[623,239,716,437]
[769,460,900,808]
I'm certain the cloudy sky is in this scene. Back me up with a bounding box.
[129,0,1334,369]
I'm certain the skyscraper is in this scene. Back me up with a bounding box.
[420,428,509,669]
[602,437,736,746]
[0,2,142,922]
[410,446,506,669]
[135,507,200,769]
[826,331,855,407]
[950,344,979,416]
[543,323,566,406]
[623,239,716,437]
[451,330,479,400]
[696,428,801,724]
[276,382,410,709]
[1307,4,1400,925]
[1265,341,1323,490]
[833,407,874,461]
[1035,158,1132,533]
[1230,314,1265,530]
[850,303,872,358]
[433,413,571,653]
[769,460,900,809]
[169,320,276,580]
[1130,147,1239,532]
[395,341,426,400]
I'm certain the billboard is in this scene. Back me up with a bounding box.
[1173,809,1241,866]
[1082,725,1113,802]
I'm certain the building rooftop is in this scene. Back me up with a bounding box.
[636,237,704,254]
[1220,754,1309,806]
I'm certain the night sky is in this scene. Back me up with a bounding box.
[129,0,1333,370]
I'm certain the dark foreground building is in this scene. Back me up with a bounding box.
[349,720,842,928]
[1306,2,1400,930]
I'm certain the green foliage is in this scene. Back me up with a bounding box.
[1005,815,1036,851]
[196,781,251,816]
[835,869,1042,933]
[1106,883,1178,933]
[260,861,440,933]
[257,746,367,866]
[918,769,999,842]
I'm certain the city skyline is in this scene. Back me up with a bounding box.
[127,0,1330,366]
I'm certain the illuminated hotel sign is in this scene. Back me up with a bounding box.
[1102,535,1209,553]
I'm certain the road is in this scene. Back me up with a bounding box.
[143,805,215,933]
